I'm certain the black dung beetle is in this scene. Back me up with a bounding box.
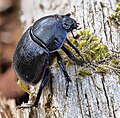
[13,13,84,108]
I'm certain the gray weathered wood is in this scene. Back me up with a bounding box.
[18,0,120,118]
[1,0,119,118]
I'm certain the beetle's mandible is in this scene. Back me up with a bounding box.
[13,14,84,108]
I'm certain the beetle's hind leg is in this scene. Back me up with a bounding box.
[62,46,86,66]
[55,52,71,96]
[33,68,50,107]
[17,68,50,109]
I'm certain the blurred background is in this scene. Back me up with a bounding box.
[0,0,28,104]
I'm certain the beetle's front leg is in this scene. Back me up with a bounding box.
[66,38,84,60]
[55,52,71,96]
[62,46,86,66]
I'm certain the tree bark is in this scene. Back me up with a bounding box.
[1,0,119,118]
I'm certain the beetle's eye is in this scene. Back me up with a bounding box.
[63,22,71,30]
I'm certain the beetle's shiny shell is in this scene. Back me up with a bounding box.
[13,14,77,85]
[13,28,49,84]
[31,15,67,53]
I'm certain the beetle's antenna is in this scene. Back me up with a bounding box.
[77,27,81,30]
[76,23,81,30]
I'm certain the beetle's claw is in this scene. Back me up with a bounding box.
[65,78,72,96]
[65,82,69,96]
[16,103,34,109]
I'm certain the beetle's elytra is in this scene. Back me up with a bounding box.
[13,14,84,108]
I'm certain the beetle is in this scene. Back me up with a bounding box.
[13,13,85,108]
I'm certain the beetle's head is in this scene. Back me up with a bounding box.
[59,13,79,32]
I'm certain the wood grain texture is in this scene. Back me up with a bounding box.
[1,0,119,118]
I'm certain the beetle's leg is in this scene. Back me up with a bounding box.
[55,52,71,96]
[62,46,85,66]
[33,68,50,107]
[71,31,80,39]
[66,38,84,60]
[16,68,50,109]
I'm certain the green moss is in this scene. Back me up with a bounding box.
[67,29,110,62]
[111,59,119,65]
[79,69,92,76]
[62,28,120,77]
[109,2,120,28]
[17,80,33,95]
[117,76,120,84]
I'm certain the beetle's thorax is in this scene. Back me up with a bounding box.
[30,16,68,53]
